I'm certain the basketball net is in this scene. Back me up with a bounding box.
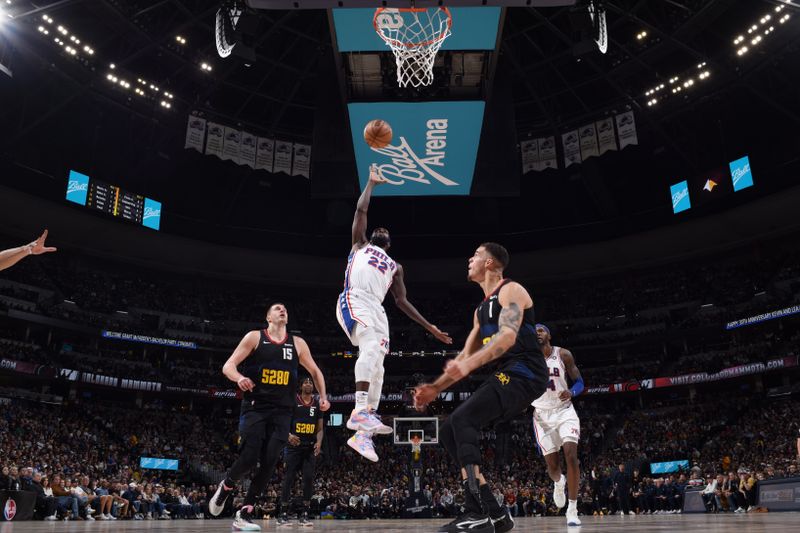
[411,435,422,461]
[374,8,452,88]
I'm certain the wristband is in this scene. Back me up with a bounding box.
[569,377,584,397]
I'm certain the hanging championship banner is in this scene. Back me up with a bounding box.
[184,116,206,153]
[616,111,638,149]
[520,138,538,174]
[239,131,257,168]
[579,123,599,159]
[274,141,293,175]
[538,136,557,170]
[291,143,312,178]
[204,122,224,159]
[596,117,618,155]
[562,130,581,168]
[255,137,275,172]
[221,127,241,162]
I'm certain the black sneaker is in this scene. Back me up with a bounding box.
[276,511,292,528]
[438,511,494,533]
[490,508,514,533]
[298,510,313,527]
[208,480,233,516]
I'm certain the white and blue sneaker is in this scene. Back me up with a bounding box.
[553,474,566,509]
[567,505,582,527]
[347,430,379,462]
[232,507,260,531]
[346,409,393,434]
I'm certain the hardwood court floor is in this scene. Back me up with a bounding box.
[1,514,798,532]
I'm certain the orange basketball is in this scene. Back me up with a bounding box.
[363,119,393,149]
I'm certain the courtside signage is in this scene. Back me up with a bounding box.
[670,180,691,214]
[729,155,753,192]
[650,460,689,474]
[66,170,90,205]
[332,7,501,52]
[348,101,485,196]
[140,457,179,471]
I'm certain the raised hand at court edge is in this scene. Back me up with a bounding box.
[414,384,437,411]
[430,325,453,344]
[30,229,57,255]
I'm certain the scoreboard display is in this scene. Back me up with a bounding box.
[66,170,161,230]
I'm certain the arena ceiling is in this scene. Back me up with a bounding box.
[0,0,799,257]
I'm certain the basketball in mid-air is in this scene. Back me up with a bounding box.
[363,119,393,149]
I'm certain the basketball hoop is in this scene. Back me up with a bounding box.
[374,7,453,88]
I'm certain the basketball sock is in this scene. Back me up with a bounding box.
[568,499,577,510]
[355,391,369,411]
[462,479,483,514]
[479,483,503,516]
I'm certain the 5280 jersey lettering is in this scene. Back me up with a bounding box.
[261,369,290,385]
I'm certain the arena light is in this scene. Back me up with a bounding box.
[636,30,647,40]
[200,62,213,72]
[175,35,187,45]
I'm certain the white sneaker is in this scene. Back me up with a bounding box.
[553,474,566,509]
[86,515,95,521]
[628,510,636,515]
[232,509,261,531]
[45,515,57,521]
[109,514,117,520]
[347,430,379,462]
[566,506,581,526]
[210,480,234,516]
[97,514,107,520]
[346,409,392,434]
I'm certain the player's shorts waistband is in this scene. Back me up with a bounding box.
[533,402,574,414]
[340,287,383,304]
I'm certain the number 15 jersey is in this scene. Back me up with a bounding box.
[240,330,298,410]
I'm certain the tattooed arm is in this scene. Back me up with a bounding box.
[442,282,532,382]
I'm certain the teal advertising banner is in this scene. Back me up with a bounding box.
[333,7,501,52]
[348,101,485,196]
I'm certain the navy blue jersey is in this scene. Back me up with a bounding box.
[475,279,547,379]
[291,394,322,446]
[240,330,298,409]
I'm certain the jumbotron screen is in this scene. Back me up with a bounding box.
[66,170,161,230]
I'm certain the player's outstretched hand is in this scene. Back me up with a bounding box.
[558,390,572,401]
[29,229,57,255]
[236,377,255,392]
[288,434,301,447]
[369,164,388,185]
[444,359,470,381]
[429,326,452,345]
[414,384,437,411]
[319,398,331,411]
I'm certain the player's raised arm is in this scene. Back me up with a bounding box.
[0,229,57,272]
[558,348,585,401]
[351,165,387,248]
[295,336,330,411]
[222,330,260,391]
[389,264,452,345]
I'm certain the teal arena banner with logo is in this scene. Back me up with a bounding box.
[729,155,754,192]
[348,101,485,196]
[332,7,501,52]
[142,198,162,230]
[670,180,691,214]
[66,170,90,206]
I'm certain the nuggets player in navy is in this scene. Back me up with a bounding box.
[415,243,548,533]
[277,376,324,528]
[208,303,329,532]
[336,165,452,462]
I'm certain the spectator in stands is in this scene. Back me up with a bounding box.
[30,471,57,520]
[737,471,756,512]
[701,475,721,512]
[0,230,56,272]
[122,482,144,519]
[51,474,80,520]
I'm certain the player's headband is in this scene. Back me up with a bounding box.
[535,323,550,336]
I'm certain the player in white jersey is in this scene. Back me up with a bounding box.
[336,165,452,462]
[531,324,584,527]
